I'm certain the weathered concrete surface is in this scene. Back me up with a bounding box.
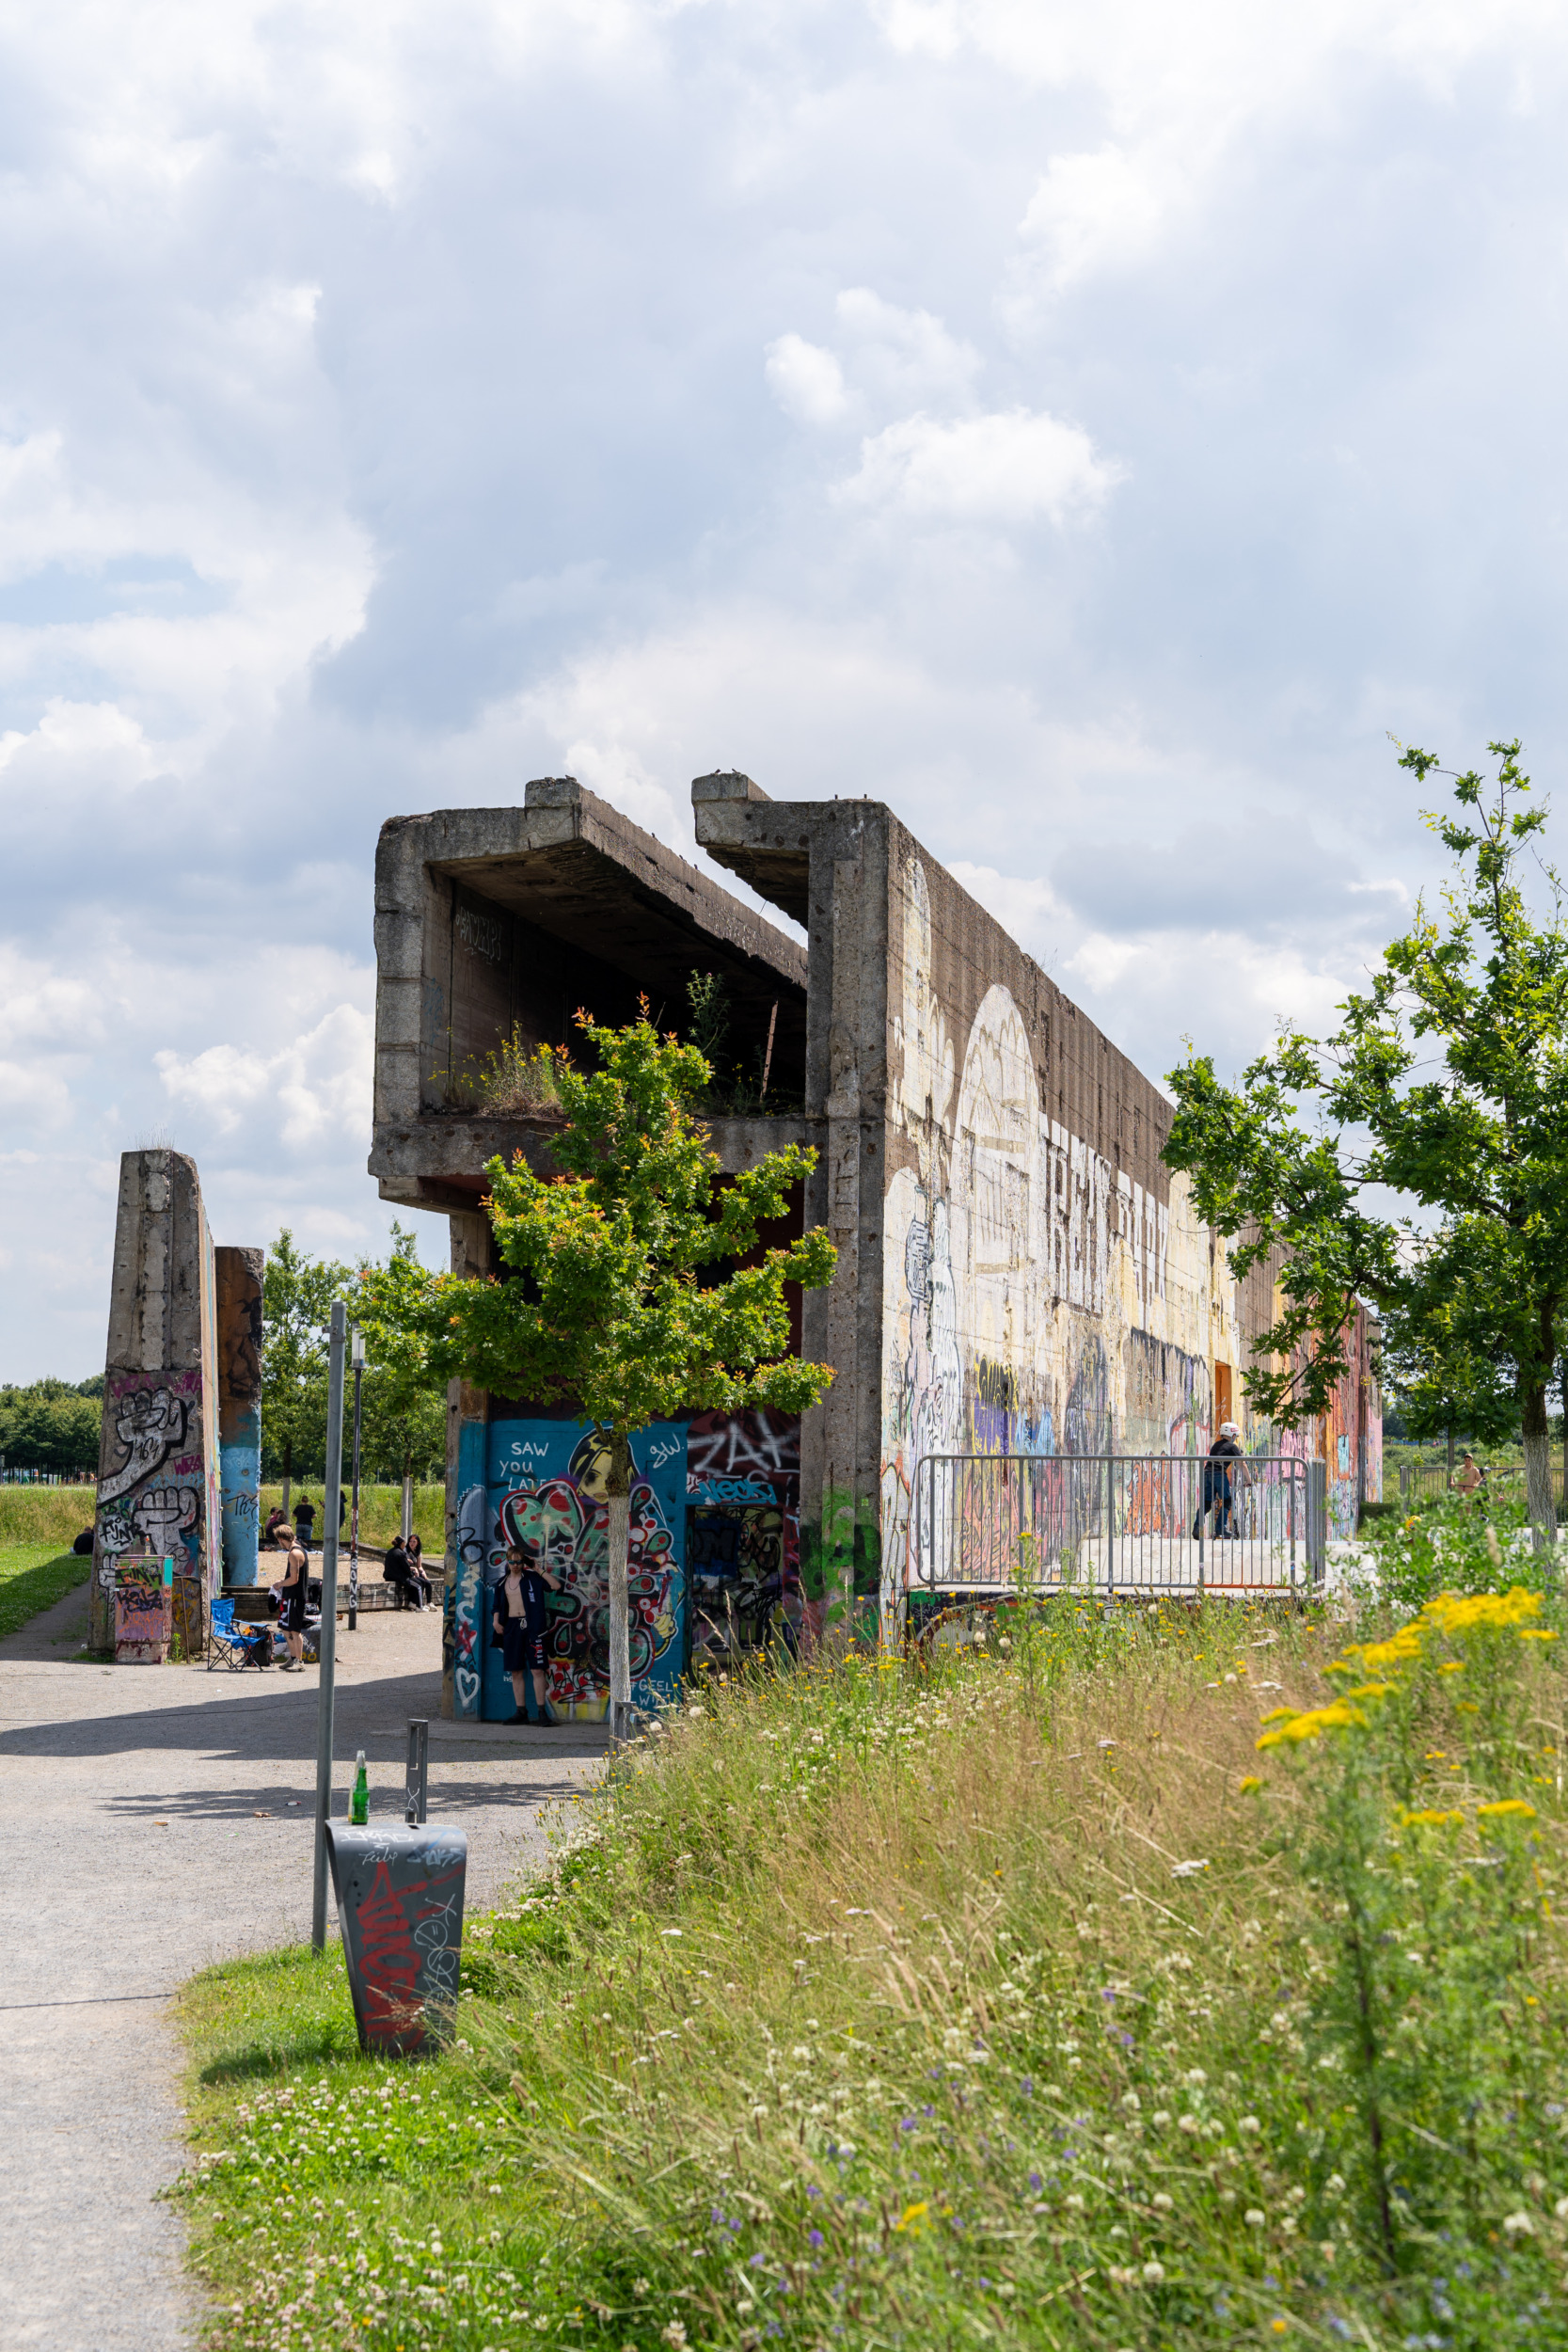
[372,776,810,1206]
[92,1150,224,1653]
[0,1600,603,2352]
[371,1106,816,1212]
[215,1245,264,1589]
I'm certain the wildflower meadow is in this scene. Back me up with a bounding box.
[175,1559,1568,2352]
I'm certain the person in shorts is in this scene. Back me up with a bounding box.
[277,1534,310,1670]
[492,1541,561,1723]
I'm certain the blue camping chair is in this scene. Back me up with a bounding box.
[208,1594,272,1673]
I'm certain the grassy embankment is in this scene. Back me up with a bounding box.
[0,1489,94,1637]
[0,1482,444,1642]
[174,1546,1568,2352]
[258,1485,446,1552]
[0,1539,90,1639]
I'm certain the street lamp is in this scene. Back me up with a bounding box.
[348,1325,366,1632]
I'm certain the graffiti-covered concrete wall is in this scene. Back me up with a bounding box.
[372,771,1380,1701]
[694,782,1380,1627]
[91,1151,226,1650]
[216,1245,264,1587]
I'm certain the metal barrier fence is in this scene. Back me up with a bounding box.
[911,1454,1326,1597]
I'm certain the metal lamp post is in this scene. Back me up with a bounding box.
[311,1301,347,1952]
[349,1325,365,1631]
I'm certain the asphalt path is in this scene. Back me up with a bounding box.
[0,1581,606,2352]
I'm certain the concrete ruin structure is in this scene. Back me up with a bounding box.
[92,1152,264,1652]
[371,774,1381,1722]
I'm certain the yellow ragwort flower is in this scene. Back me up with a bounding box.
[1400,1807,1465,1830]
[1239,1775,1263,1794]
[1519,1630,1559,1644]
[1257,1702,1367,1752]
[1477,1800,1537,1822]
[1422,1587,1544,1638]
[1438,1661,1465,1676]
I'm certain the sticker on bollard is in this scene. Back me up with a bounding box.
[324,1822,467,2058]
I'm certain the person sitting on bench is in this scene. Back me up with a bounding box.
[383,1534,430,1610]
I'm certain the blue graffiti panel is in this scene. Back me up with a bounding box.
[464,1419,688,1722]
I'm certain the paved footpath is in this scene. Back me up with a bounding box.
[0,1581,606,2352]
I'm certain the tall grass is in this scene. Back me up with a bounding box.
[176,1590,1568,2351]
[0,1486,95,1545]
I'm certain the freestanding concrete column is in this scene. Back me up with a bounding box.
[216,1246,264,1587]
[91,1151,223,1654]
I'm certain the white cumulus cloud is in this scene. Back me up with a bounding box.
[836,407,1121,525]
[766,334,853,428]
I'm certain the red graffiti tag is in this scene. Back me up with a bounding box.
[354,1860,426,2048]
[348,1857,466,2053]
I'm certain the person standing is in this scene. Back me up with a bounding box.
[1194,1422,1245,1539]
[293,1494,317,1550]
[277,1533,311,1671]
[492,1541,561,1724]
[1457,1451,1490,1513]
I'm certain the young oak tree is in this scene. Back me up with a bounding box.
[1164,740,1568,1553]
[360,1007,837,1737]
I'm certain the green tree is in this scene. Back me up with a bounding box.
[360,1007,838,1736]
[354,1222,448,1538]
[1164,739,1568,1551]
[261,1230,351,1508]
[0,1378,102,1476]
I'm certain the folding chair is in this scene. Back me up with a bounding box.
[208,1594,272,1673]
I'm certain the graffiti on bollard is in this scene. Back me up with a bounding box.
[324,1822,467,2058]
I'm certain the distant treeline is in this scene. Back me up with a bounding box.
[0,1376,104,1476]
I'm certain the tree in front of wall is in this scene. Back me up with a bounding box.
[1164,739,1568,1553]
[260,1230,351,1511]
[360,1006,838,1737]
[354,1223,449,1541]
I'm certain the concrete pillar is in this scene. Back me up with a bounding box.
[215,1246,264,1587]
[92,1151,223,1654]
[443,1208,494,1719]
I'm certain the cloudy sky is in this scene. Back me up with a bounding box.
[4,0,1566,1379]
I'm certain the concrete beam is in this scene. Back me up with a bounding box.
[372,1109,817,1208]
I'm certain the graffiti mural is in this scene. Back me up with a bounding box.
[95,1370,214,1595]
[687,1407,801,1660]
[879,849,1378,1598]
[98,1382,187,1504]
[463,1421,687,1720]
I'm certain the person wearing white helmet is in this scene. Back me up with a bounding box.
[1194,1420,1244,1539]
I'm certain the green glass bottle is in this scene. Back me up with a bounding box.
[350,1750,369,1825]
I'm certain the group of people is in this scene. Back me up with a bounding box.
[261,1494,342,1552]
[254,1497,434,1661]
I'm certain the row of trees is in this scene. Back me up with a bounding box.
[0,1240,446,1493]
[0,1375,103,1475]
[1166,739,1568,1551]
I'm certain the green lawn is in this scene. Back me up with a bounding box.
[170,1586,1568,2352]
[0,1540,90,1641]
